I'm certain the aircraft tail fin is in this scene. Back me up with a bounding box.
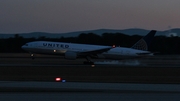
[131,30,156,51]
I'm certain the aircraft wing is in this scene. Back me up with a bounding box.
[79,47,112,56]
[136,52,153,55]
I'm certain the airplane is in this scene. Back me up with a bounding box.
[21,30,156,64]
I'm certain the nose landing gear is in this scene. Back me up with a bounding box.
[31,53,35,60]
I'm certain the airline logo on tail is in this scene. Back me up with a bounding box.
[131,39,147,50]
[131,30,156,51]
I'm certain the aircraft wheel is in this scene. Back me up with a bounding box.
[31,54,35,60]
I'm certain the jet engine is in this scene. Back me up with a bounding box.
[64,51,77,60]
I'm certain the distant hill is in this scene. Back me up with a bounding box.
[0,28,179,38]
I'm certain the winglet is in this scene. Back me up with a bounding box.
[131,30,156,51]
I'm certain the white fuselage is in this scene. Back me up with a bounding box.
[22,41,152,60]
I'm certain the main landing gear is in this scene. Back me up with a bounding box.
[31,53,35,60]
[83,56,94,65]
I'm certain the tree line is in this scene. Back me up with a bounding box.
[0,33,179,54]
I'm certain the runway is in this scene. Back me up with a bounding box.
[1,53,180,100]
[0,81,180,101]
[0,53,180,67]
[1,81,180,92]
[0,53,180,83]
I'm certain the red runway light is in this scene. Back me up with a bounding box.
[55,77,61,82]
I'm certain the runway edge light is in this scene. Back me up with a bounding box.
[62,80,66,83]
[55,77,61,82]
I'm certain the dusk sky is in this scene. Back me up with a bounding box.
[0,0,180,33]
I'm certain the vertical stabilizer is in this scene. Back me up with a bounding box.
[131,30,156,50]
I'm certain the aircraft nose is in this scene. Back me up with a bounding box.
[21,45,25,49]
[21,45,27,50]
